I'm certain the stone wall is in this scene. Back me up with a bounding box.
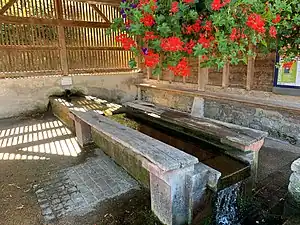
[205,100,300,146]
[0,73,141,119]
[141,87,300,149]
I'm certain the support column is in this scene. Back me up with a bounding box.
[55,0,68,75]
[74,119,93,147]
[147,163,195,225]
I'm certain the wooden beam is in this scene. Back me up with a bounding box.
[197,57,208,91]
[0,45,60,50]
[55,0,68,75]
[222,61,230,88]
[90,4,110,23]
[0,0,18,15]
[72,0,120,6]
[0,15,111,28]
[246,44,255,90]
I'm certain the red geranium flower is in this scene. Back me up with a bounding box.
[161,37,184,52]
[272,14,281,24]
[144,31,158,41]
[140,14,155,27]
[144,50,160,67]
[211,0,230,11]
[183,0,194,3]
[115,34,136,50]
[170,1,179,13]
[184,40,196,54]
[203,21,212,32]
[269,26,277,38]
[246,13,266,34]
[198,34,211,48]
[168,57,190,77]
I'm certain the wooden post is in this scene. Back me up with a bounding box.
[169,70,173,83]
[147,67,151,79]
[55,0,68,75]
[197,57,208,91]
[136,37,142,70]
[222,61,230,88]
[246,44,255,90]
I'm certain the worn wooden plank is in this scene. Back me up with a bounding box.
[70,110,198,171]
[0,0,18,15]
[0,15,111,27]
[90,4,110,23]
[125,101,267,151]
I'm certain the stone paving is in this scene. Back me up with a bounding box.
[33,149,140,224]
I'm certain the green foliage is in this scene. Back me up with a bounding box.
[109,0,299,74]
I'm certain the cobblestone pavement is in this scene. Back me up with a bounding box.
[33,149,140,224]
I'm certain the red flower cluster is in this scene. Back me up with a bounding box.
[144,31,158,41]
[116,34,136,50]
[184,19,201,34]
[203,21,212,32]
[246,13,266,34]
[198,34,214,48]
[140,14,155,27]
[161,37,184,52]
[168,58,190,77]
[144,51,160,67]
[138,0,157,10]
[230,28,247,41]
[211,0,230,11]
[184,40,196,54]
[269,26,277,38]
[170,1,179,13]
[183,0,194,3]
[272,14,281,24]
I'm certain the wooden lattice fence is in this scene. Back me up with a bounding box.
[0,0,134,78]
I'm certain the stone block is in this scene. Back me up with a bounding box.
[291,158,300,172]
[191,97,204,118]
[150,165,195,225]
[73,118,92,147]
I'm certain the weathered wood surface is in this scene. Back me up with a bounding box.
[125,101,267,151]
[70,109,198,171]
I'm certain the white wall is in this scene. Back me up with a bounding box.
[0,73,141,119]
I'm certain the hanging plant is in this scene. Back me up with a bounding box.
[108,0,299,76]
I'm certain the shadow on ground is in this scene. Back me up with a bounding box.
[0,114,160,225]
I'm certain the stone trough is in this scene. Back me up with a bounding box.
[50,96,267,225]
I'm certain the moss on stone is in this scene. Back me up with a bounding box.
[109,113,139,130]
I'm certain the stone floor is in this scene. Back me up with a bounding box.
[254,138,300,212]
[34,150,139,224]
[0,115,143,225]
